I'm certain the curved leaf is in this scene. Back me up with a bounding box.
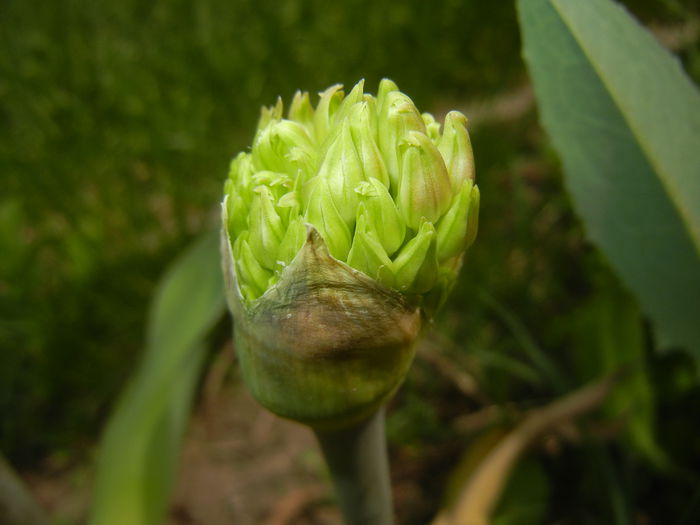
[518,0,700,358]
[89,230,225,525]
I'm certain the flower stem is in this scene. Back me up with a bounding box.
[314,408,394,525]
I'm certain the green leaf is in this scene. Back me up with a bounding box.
[518,0,700,359]
[89,230,225,525]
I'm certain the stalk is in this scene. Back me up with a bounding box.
[314,408,393,525]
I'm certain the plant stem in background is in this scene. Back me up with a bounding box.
[315,409,393,525]
[432,370,625,525]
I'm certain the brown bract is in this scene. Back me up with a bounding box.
[222,225,422,430]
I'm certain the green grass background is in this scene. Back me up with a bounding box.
[1,0,699,522]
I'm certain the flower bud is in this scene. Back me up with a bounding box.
[288,90,314,126]
[377,90,427,191]
[231,230,273,302]
[304,176,352,260]
[316,121,366,225]
[248,186,285,270]
[226,153,255,238]
[347,209,395,288]
[393,220,438,293]
[347,101,390,189]
[376,78,399,114]
[221,80,479,428]
[354,178,405,255]
[227,152,255,200]
[422,112,442,143]
[276,214,307,270]
[257,97,284,132]
[332,79,365,127]
[225,183,248,239]
[436,180,478,262]
[464,184,480,251]
[397,131,452,230]
[252,119,315,176]
[314,84,343,142]
[438,111,475,191]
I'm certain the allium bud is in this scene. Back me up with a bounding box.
[347,210,395,288]
[221,80,479,428]
[348,102,390,189]
[397,131,453,230]
[316,121,367,225]
[304,175,353,260]
[248,186,285,270]
[377,90,427,191]
[288,90,314,125]
[438,111,475,191]
[354,178,405,256]
[314,84,343,141]
[393,220,438,293]
[436,180,480,262]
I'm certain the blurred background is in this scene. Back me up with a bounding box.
[1,0,699,523]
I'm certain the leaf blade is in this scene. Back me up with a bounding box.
[89,230,225,525]
[518,0,700,358]
[551,0,700,253]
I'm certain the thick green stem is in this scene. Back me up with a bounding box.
[314,408,394,525]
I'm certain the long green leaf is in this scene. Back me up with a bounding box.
[89,230,225,525]
[517,0,700,359]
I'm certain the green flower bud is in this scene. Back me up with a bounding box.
[222,80,480,428]
[354,178,404,255]
[227,152,254,198]
[316,120,366,225]
[314,84,343,141]
[438,110,475,191]
[397,131,452,230]
[248,185,285,270]
[393,220,438,293]
[231,231,273,302]
[422,112,442,143]
[347,209,395,288]
[377,90,427,191]
[304,176,352,260]
[436,180,477,262]
[464,183,480,251]
[252,119,315,176]
[251,170,293,202]
[226,153,255,238]
[332,79,365,127]
[348,101,390,189]
[276,213,306,270]
[288,90,314,126]
[257,96,284,131]
[376,78,399,114]
[225,184,248,239]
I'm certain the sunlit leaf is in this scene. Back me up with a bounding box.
[89,230,225,525]
[518,0,700,359]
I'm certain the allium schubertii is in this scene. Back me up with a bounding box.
[222,79,479,429]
